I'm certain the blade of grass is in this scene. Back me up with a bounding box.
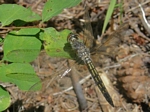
[102,0,116,34]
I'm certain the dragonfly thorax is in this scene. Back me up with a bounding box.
[68,33,91,63]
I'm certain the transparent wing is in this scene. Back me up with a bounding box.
[82,6,95,49]
[91,23,129,56]
[77,0,95,48]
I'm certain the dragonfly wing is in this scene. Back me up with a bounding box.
[93,23,129,55]
[82,6,95,49]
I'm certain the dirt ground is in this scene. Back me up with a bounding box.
[1,0,150,112]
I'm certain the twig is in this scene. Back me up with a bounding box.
[138,3,150,34]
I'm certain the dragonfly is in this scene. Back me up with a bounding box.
[66,21,129,108]
[67,33,114,107]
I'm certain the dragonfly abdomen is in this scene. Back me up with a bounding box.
[86,61,114,107]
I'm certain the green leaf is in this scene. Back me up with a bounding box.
[3,28,41,62]
[42,0,81,22]
[102,0,116,34]
[0,4,41,26]
[40,28,75,59]
[13,28,40,35]
[0,87,11,111]
[0,63,41,91]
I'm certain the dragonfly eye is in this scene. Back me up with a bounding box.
[67,33,78,42]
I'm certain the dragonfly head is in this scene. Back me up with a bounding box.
[67,33,78,43]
